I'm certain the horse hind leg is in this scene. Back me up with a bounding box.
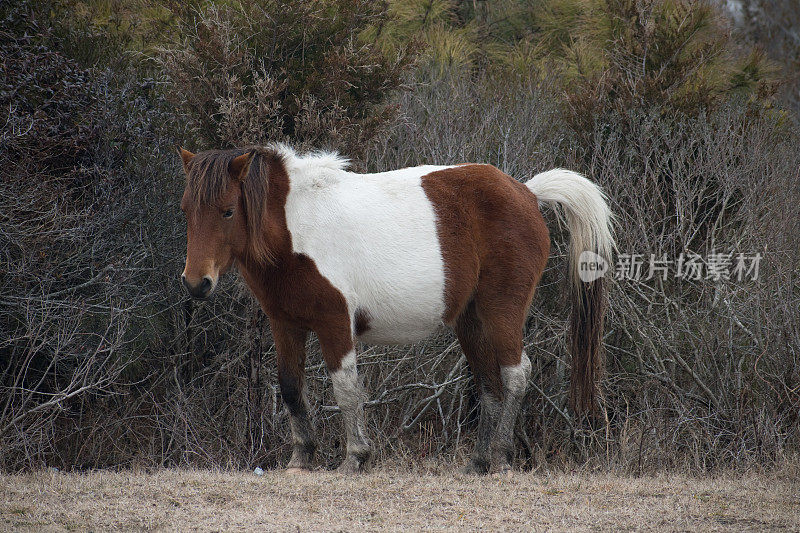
[468,385,503,474]
[455,301,503,474]
[456,295,533,473]
[492,349,531,471]
[479,292,533,472]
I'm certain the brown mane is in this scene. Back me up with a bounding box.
[184,146,285,264]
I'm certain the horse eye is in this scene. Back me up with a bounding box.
[222,208,234,219]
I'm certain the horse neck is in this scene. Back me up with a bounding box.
[242,150,294,265]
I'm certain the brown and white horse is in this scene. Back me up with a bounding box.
[179,144,614,474]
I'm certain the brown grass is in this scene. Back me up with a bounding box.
[1,466,798,532]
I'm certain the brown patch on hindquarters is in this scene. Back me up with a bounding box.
[421,164,550,399]
[420,164,550,328]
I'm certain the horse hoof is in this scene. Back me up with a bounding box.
[336,456,368,474]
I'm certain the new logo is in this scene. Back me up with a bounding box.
[578,251,608,283]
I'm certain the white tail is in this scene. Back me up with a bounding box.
[526,169,615,286]
[526,168,615,415]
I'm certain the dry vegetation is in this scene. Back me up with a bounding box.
[2,466,799,532]
[2,0,799,477]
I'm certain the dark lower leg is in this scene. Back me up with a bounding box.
[273,321,315,470]
[455,303,504,474]
[463,386,502,473]
[278,370,316,469]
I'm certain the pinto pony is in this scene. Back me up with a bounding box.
[179,144,614,473]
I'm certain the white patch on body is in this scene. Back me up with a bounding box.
[280,145,451,345]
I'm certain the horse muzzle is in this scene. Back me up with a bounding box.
[181,274,216,300]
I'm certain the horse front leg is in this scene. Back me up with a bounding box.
[273,319,316,471]
[332,350,372,473]
[319,329,372,473]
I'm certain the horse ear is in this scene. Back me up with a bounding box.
[229,151,255,182]
[178,147,195,170]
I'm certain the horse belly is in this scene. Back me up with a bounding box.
[355,296,446,345]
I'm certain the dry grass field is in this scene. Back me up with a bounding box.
[1,466,798,532]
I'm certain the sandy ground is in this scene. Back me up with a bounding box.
[1,467,798,532]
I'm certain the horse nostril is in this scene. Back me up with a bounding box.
[199,277,213,294]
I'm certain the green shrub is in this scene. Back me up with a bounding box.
[158,1,417,154]
[547,0,780,139]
